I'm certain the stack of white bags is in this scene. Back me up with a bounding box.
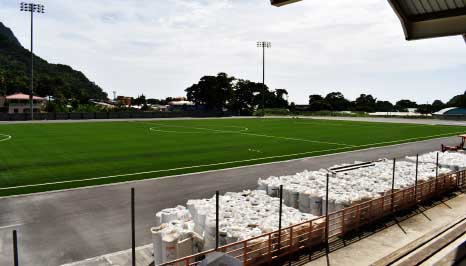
[258,159,451,216]
[152,151,465,264]
[406,151,466,171]
[152,190,315,264]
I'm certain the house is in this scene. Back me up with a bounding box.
[89,100,116,109]
[150,104,168,112]
[167,100,196,111]
[1,93,46,114]
[116,96,132,107]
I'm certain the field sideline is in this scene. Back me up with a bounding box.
[0,117,464,196]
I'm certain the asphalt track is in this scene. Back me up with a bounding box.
[0,118,465,266]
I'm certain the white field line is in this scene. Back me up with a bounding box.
[0,134,12,142]
[0,130,463,191]
[149,125,249,134]
[150,129,202,134]
[148,123,353,147]
[293,121,435,128]
[0,223,24,230]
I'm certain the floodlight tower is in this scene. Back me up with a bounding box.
[20,2,45,120]
[257,41,271,116]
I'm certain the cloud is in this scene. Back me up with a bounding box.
[0,0,465,103]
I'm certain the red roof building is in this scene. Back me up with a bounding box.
[0,93,46,114]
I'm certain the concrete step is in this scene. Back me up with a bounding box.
[420,233,466,266]
[372,214,466,266]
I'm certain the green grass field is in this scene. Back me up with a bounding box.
[0,118,464,196]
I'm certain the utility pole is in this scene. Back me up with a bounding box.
[257,41,271,116]
[20,2,45,120]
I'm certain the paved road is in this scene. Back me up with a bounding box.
[0,134,461,266]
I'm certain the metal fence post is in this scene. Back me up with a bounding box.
[436,152,439,194]
[414,154,419,203]
[215,191,219,251]
[278,185,283,251]
[391,158,396,213]
[13,230,18,266]
[325,173,330,251]
[131,188,136,266]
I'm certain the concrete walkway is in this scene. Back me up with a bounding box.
[60,245,153,266]
[304,192,466,266]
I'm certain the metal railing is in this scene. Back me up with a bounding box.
[159,170,465,266]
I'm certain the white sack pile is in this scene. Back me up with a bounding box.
[152,190,315,264]
[258,159,452,216]
[187,190,315,250]
[406,151,466,170]
[152,206,204,265]
[152,151,464,264]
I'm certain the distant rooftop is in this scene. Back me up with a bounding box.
[5,93,45,100]
[434,107,466,115]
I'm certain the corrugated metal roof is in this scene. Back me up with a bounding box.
[389,0,466,40]
[396,0,466,17]
[270,0,466,41]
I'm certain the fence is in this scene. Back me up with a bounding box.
[159,169,466,266]
[0,111,231,121]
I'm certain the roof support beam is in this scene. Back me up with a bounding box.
[271,0,303,7]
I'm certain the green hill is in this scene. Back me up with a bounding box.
[0,22,107,100]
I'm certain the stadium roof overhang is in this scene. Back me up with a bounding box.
[388,0,466,40]
[270,0,466,41]
[270,0,303,7]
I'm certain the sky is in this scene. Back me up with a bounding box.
[0,0,465,104]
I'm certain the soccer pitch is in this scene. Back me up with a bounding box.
[0,118,464,196]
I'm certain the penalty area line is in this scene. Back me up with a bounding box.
[146,122,352,147]
[0,131,463,191]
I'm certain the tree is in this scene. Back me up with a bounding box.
[395,99,417,111]
[133,94,147,106]
[416,104,432,115]
[185,72,235,111]
[308,94,331,111]
[352,94,377,112]
[309,94,323,104]
[324,92,350,111]
[272,89,289,108]
[229,79,262,115]
[375,101,394,112]
[432,100,446,112]
[447,94,466,108]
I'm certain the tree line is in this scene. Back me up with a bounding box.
[185,73,289,115]
[306,91,466,114]
[182,73,466,115]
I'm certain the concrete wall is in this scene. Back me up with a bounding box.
[0,111,232,121]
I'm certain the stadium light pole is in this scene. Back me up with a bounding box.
[20,2,45,121]
[257,41,271,116]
